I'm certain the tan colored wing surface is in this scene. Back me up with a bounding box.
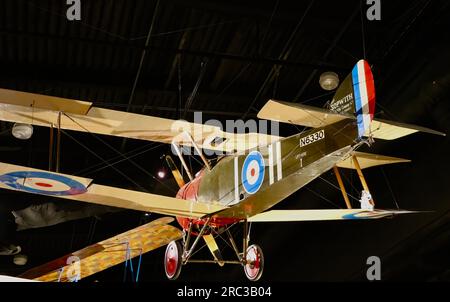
[337,151,410,169]
[0,88,92,114]
[20,217,182,281]
[257,99,352,128]
[368,119,446,140]
[0,90,281,153]
[248,209,416,222]
[0,162,225,218]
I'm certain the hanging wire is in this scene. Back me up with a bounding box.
[341,169,362,195]
[69,221,76,251]
[75,142,160,176]
[62,113,176,193]
[299,90,335,105]
[59,129,150,192]
[305,187,342,209]
[359,0,367,59]
[381,167,400,209]
[318,175,361,202]
[87,217,98,245]
[131,19,244,40]
[27,0,241,42]
[79,144,163,176]
[209,63,252,104]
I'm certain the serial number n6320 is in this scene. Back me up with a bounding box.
[300,130,325,147]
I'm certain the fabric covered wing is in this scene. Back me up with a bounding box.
[0,162,225,218]
[337,151,410,169]
[248,209,416,222]
[20,217,182,281]
[0,88,92,114]
[257,99,353,128]
[368,119,445,140]
[0,91,280,153]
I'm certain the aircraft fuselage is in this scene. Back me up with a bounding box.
[176,118,358,231]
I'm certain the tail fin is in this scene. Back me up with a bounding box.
[329,60,375,137]
[258,59,445,140]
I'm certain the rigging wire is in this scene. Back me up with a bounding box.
[62,113,176,193]
[341,169,362,196]
[318,175,361,202]
[81,144,164,177]
[381,167,401,209]
[27,0,241,42]
[75,142,159,176]
[305,187,342,209]
[59,129,150,193]
[299,91,335,105]
[259,0,280,54]
[209,63,252,104]
[360,0,367,59]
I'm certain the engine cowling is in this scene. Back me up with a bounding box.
[176,170,240,234]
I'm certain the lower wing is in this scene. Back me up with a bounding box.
[0,161,225,218]
[248,209,418,222]
[19,217,182,281]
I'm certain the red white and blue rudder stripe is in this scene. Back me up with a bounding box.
[352,60,375,138]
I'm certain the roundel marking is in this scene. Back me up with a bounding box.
[241,151,265,194]
[0,171,87,196]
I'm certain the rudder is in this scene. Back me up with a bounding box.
[329,60,375,137]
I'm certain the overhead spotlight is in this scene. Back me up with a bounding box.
[12,123,33,140]
[157,169,166,179]
[319,71,339,91]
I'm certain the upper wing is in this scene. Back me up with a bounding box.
[0,88,280,153]
[0,162,225,218]
[20,217,182,281]
[248,209,417,222]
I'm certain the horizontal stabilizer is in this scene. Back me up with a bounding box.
[257,99,353,128]
[337,151,410,170]
[369,119,446,140]
[248,209,417,222]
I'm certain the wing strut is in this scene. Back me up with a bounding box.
[165,155,186,188]
[182,131,212,171]
[171,142,194,181]
[352,155,375,207]
[333,166,352,209]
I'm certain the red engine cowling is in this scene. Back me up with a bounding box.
[176,170,239,234]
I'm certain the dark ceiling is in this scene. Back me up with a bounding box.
[0,0,449,282]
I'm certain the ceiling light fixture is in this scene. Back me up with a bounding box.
[12,123,34,140]
[319,71,339,91]
[157,170,166,179]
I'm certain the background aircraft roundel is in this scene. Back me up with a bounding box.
[241,151,265,194]
[0,171,88,196]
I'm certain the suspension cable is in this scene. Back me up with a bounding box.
[60,129,149,192]
[62,113,176,193]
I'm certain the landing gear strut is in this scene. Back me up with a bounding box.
[163,219,264,281]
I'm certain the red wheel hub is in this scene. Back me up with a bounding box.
[165,242,179,277]
[245,246,260,279]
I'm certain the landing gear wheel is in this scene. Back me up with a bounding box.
[164,240,182,280]
[244,244,264,281]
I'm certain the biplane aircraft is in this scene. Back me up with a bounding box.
[0,60,445,281]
